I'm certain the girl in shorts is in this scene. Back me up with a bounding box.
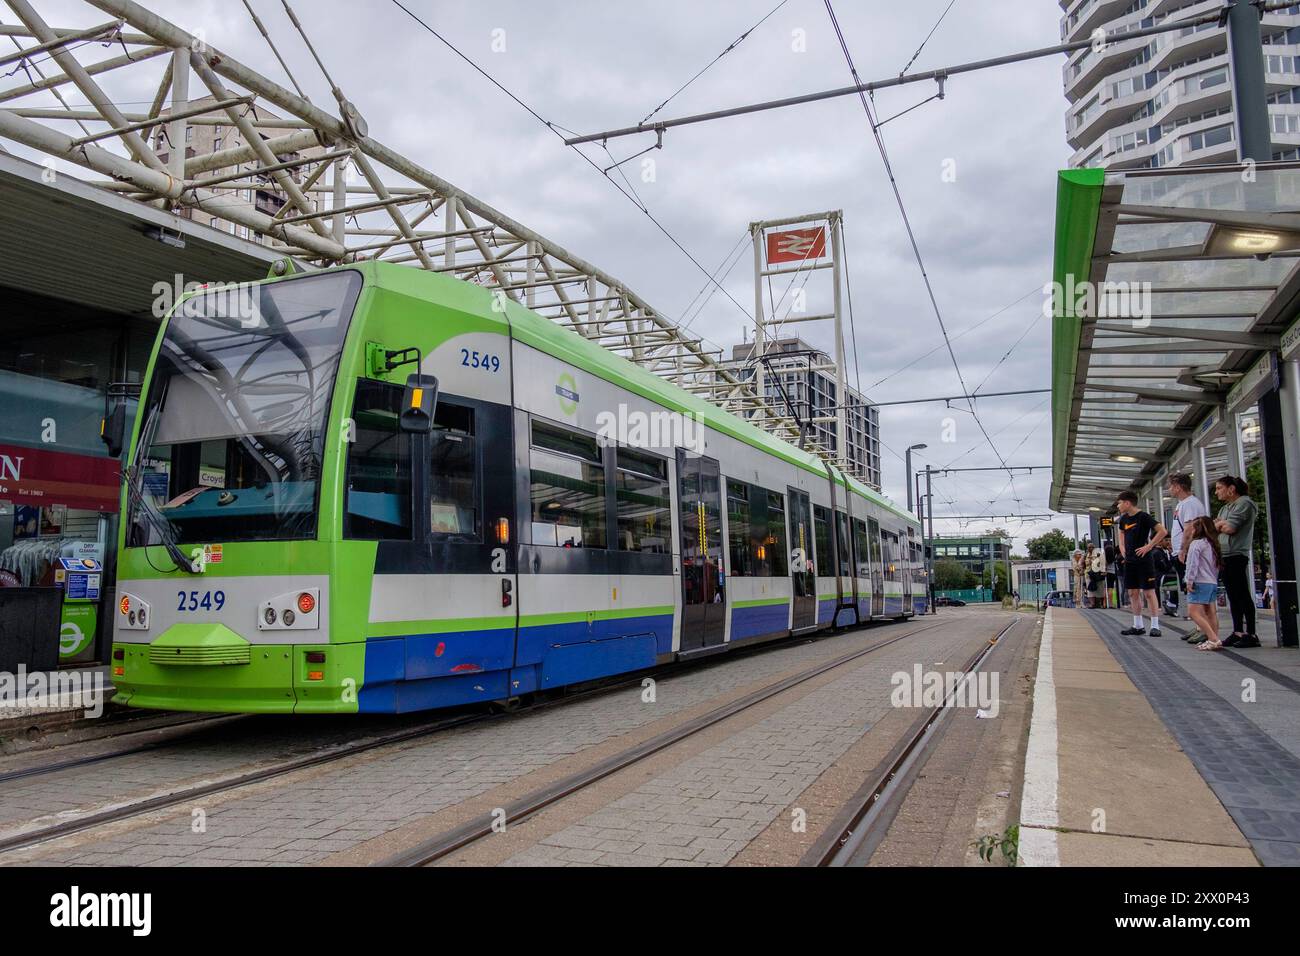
[1185,516,1223,651]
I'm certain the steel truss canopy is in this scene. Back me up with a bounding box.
[1050,163,1300,513]
[0,0,817,451]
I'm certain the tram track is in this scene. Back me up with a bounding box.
[379,614,1008,867]
[804,616,1023,867]
[0,614,942,860]
[0,714,246,786]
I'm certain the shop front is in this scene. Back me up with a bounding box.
[0,152,289,670]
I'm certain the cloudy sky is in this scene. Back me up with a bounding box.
[24,0,1083,551]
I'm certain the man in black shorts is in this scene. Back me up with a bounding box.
[1115,491,1167,636]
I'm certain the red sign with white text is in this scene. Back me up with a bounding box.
[766,227,827,265]
[0,443,121,513]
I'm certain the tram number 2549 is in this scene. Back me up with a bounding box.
[460,349,501,372]
[177,590,226,612]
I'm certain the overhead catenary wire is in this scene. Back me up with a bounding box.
[640,0,791,125]
[0,15,95,137]
[899,0,960,76]
[823,0,1018,499]
[562,7,1233,145]
[971,309,1043,397]
[869,286,1041,390]
[244,0,310,100]
[680,230,750,331]
[387,0,755,331]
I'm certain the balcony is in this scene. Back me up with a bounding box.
[1060,0,1135,45]
[1062,0,1226,102]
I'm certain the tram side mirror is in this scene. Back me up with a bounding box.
[399,373,439,433]
[101,403,127,457]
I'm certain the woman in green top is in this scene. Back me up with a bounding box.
[1213,475,1260,648]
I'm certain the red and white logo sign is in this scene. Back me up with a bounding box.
[0,442,120,512]
[766,227,827,265]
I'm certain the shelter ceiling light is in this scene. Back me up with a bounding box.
[1109,453,1142,463]
[1204,224,1300,258]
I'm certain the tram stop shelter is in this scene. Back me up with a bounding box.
[1049,162,1300,649]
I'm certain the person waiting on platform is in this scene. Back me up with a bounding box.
[1086,543,1104,609]
[1115,491,1168,637]
[1183,517,1224,651]
[1213,475,1260,649]
[1103,538,1117,609]
[1164,472,1207,625]
[1071,549,1086,606]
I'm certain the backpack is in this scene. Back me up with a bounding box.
[1151,546,1173,578]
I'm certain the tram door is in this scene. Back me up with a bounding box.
[868,517,885,615]
[901,528,913,611]
[677,451,726,651]
[787,487,817,631]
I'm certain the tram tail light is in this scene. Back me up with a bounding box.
[297,592,316,614]
[307,670,324,681]
[113,666,124,677]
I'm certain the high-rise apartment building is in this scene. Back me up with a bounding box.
[722,337,883,490]
[1062,0,1300,169]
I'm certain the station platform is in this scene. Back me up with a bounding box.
[1020,607,1300,867]
[0,666,122,753]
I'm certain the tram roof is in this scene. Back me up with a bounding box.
[1050,162,1300,514]
[364,261,917,525]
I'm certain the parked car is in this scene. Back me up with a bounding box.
[934,596,967,607]
[1040,590,1075,610]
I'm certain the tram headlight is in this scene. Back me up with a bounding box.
[118,593,150,630]
[258,588,320,630]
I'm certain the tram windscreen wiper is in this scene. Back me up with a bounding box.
[123,463,201,574]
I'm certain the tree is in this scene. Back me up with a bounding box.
[933,558,975,591]
[1247,459,1270,575]
[1027,529,1073,561]
[979,562,1010,601]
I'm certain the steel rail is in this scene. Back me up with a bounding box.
[380,615,970,867]
[0,713,243,786]
[0,613,923,858]
[806,616,1022,866]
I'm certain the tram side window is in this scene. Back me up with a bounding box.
[766,491,788,577]
[530,419,606,548]
[615,447,670,553]
[854,518,870,578]
[727,480,755,576]
[836,511,852,577]
[868,517,883,574]
[885,532,899,583]
[344,380,412,540]
[813,505,831,577]
[429,402,480,540]
[730,481,787,577]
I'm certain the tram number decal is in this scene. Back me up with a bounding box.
[460,349,501,373]
[177,589,226,612]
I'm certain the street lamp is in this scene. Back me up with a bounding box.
[905,443,928,515]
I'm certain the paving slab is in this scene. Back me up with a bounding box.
[1020,608,1258,867]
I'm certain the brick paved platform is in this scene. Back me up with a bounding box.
[1020,608,1262,867]
[1083,608,1300,866]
